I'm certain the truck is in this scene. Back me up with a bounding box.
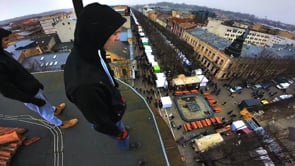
[238,99,261,111]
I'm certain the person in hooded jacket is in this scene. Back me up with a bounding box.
[64,3,140,150]
[0,27,78,129]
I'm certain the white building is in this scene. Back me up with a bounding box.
[39,12,74,34]
[55,18,76,42]
[205,18,295,47]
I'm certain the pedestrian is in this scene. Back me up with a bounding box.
[64,2,140,150]
[0,28,78,129]
[222,101,227,105]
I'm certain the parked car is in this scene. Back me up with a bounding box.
[260,99,270,105]
[238,99,261,110]
[229,86,243,93]
[272,94,293,103]
[276,82,290,90]
[252,84,262,90]
[262,82,273,90]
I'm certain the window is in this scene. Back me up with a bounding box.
[208,51,211,56]
[212,53,215,59]
[215,56,220,64]
[222,73,226,78]
[219,59,224,65]
[228,63,232,69]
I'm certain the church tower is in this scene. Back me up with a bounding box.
[224,29,250,57]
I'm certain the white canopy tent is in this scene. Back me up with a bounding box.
[192,68,203,75]
[156,72,167,88]
[146,55,155,64]
[156,72,166,80]
[196,75,209,87]
[152,61,158,66]
[231,120,247,131]
[160,96,172,108]
[156,79,168,88]
[139,32,145,37]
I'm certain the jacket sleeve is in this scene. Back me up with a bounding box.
[73,85,121,137]
[0,61,41,103]
[0,65,37,104]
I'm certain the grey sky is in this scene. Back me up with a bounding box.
[0,0,294,25]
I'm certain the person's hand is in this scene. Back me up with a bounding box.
[31,98,46,107]
[117,129,128,141]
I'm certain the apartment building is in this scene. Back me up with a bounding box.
[39,12,72,34]
[206,18,295,47]
[55,18,76,43]
[32,34,57,53]
[182,29,233,79]
[141,7,295,81]
[182,28,295,80]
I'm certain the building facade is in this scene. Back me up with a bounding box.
[55,18,76,43]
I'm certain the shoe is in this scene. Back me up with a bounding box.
[54,103,66,115]
[129,142,142,150]
[60,118,78,129]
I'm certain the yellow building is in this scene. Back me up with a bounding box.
[182,29,234,79]
[106,51,132,79]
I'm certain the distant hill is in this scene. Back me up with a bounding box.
[0,8,73,25]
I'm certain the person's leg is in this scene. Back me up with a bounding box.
[115,120,130,150]
[24,89,62,126]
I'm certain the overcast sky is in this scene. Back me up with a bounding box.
[0,0,294,25]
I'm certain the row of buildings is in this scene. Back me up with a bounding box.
[2,5,135,80]
[140,5,295,82]
[2,4,295,84]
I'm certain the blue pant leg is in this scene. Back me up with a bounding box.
[116,120,130,150]
[24,89,62,126]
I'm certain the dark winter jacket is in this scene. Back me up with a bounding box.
[64,3,127,137]
[0,51,44,105]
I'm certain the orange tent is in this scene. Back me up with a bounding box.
[205,95,214,100]
[190,90,198,94]
[208,99,217,105]
[210,117,216,123]
[175,91,183,95]
[186,123,192,131]
[213,106,222,113]
[191,122,198,129]
[201,120,207,127]
[182,90,190,94]
[215,116,222,124]
[205,119,212,126]
[196,121,203,128]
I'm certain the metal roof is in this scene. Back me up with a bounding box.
[187,28,295,58]
[187,29,231,50]
[0,71,170,166]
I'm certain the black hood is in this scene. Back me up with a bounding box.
[0,28,12,53]
[73,3,126,58]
